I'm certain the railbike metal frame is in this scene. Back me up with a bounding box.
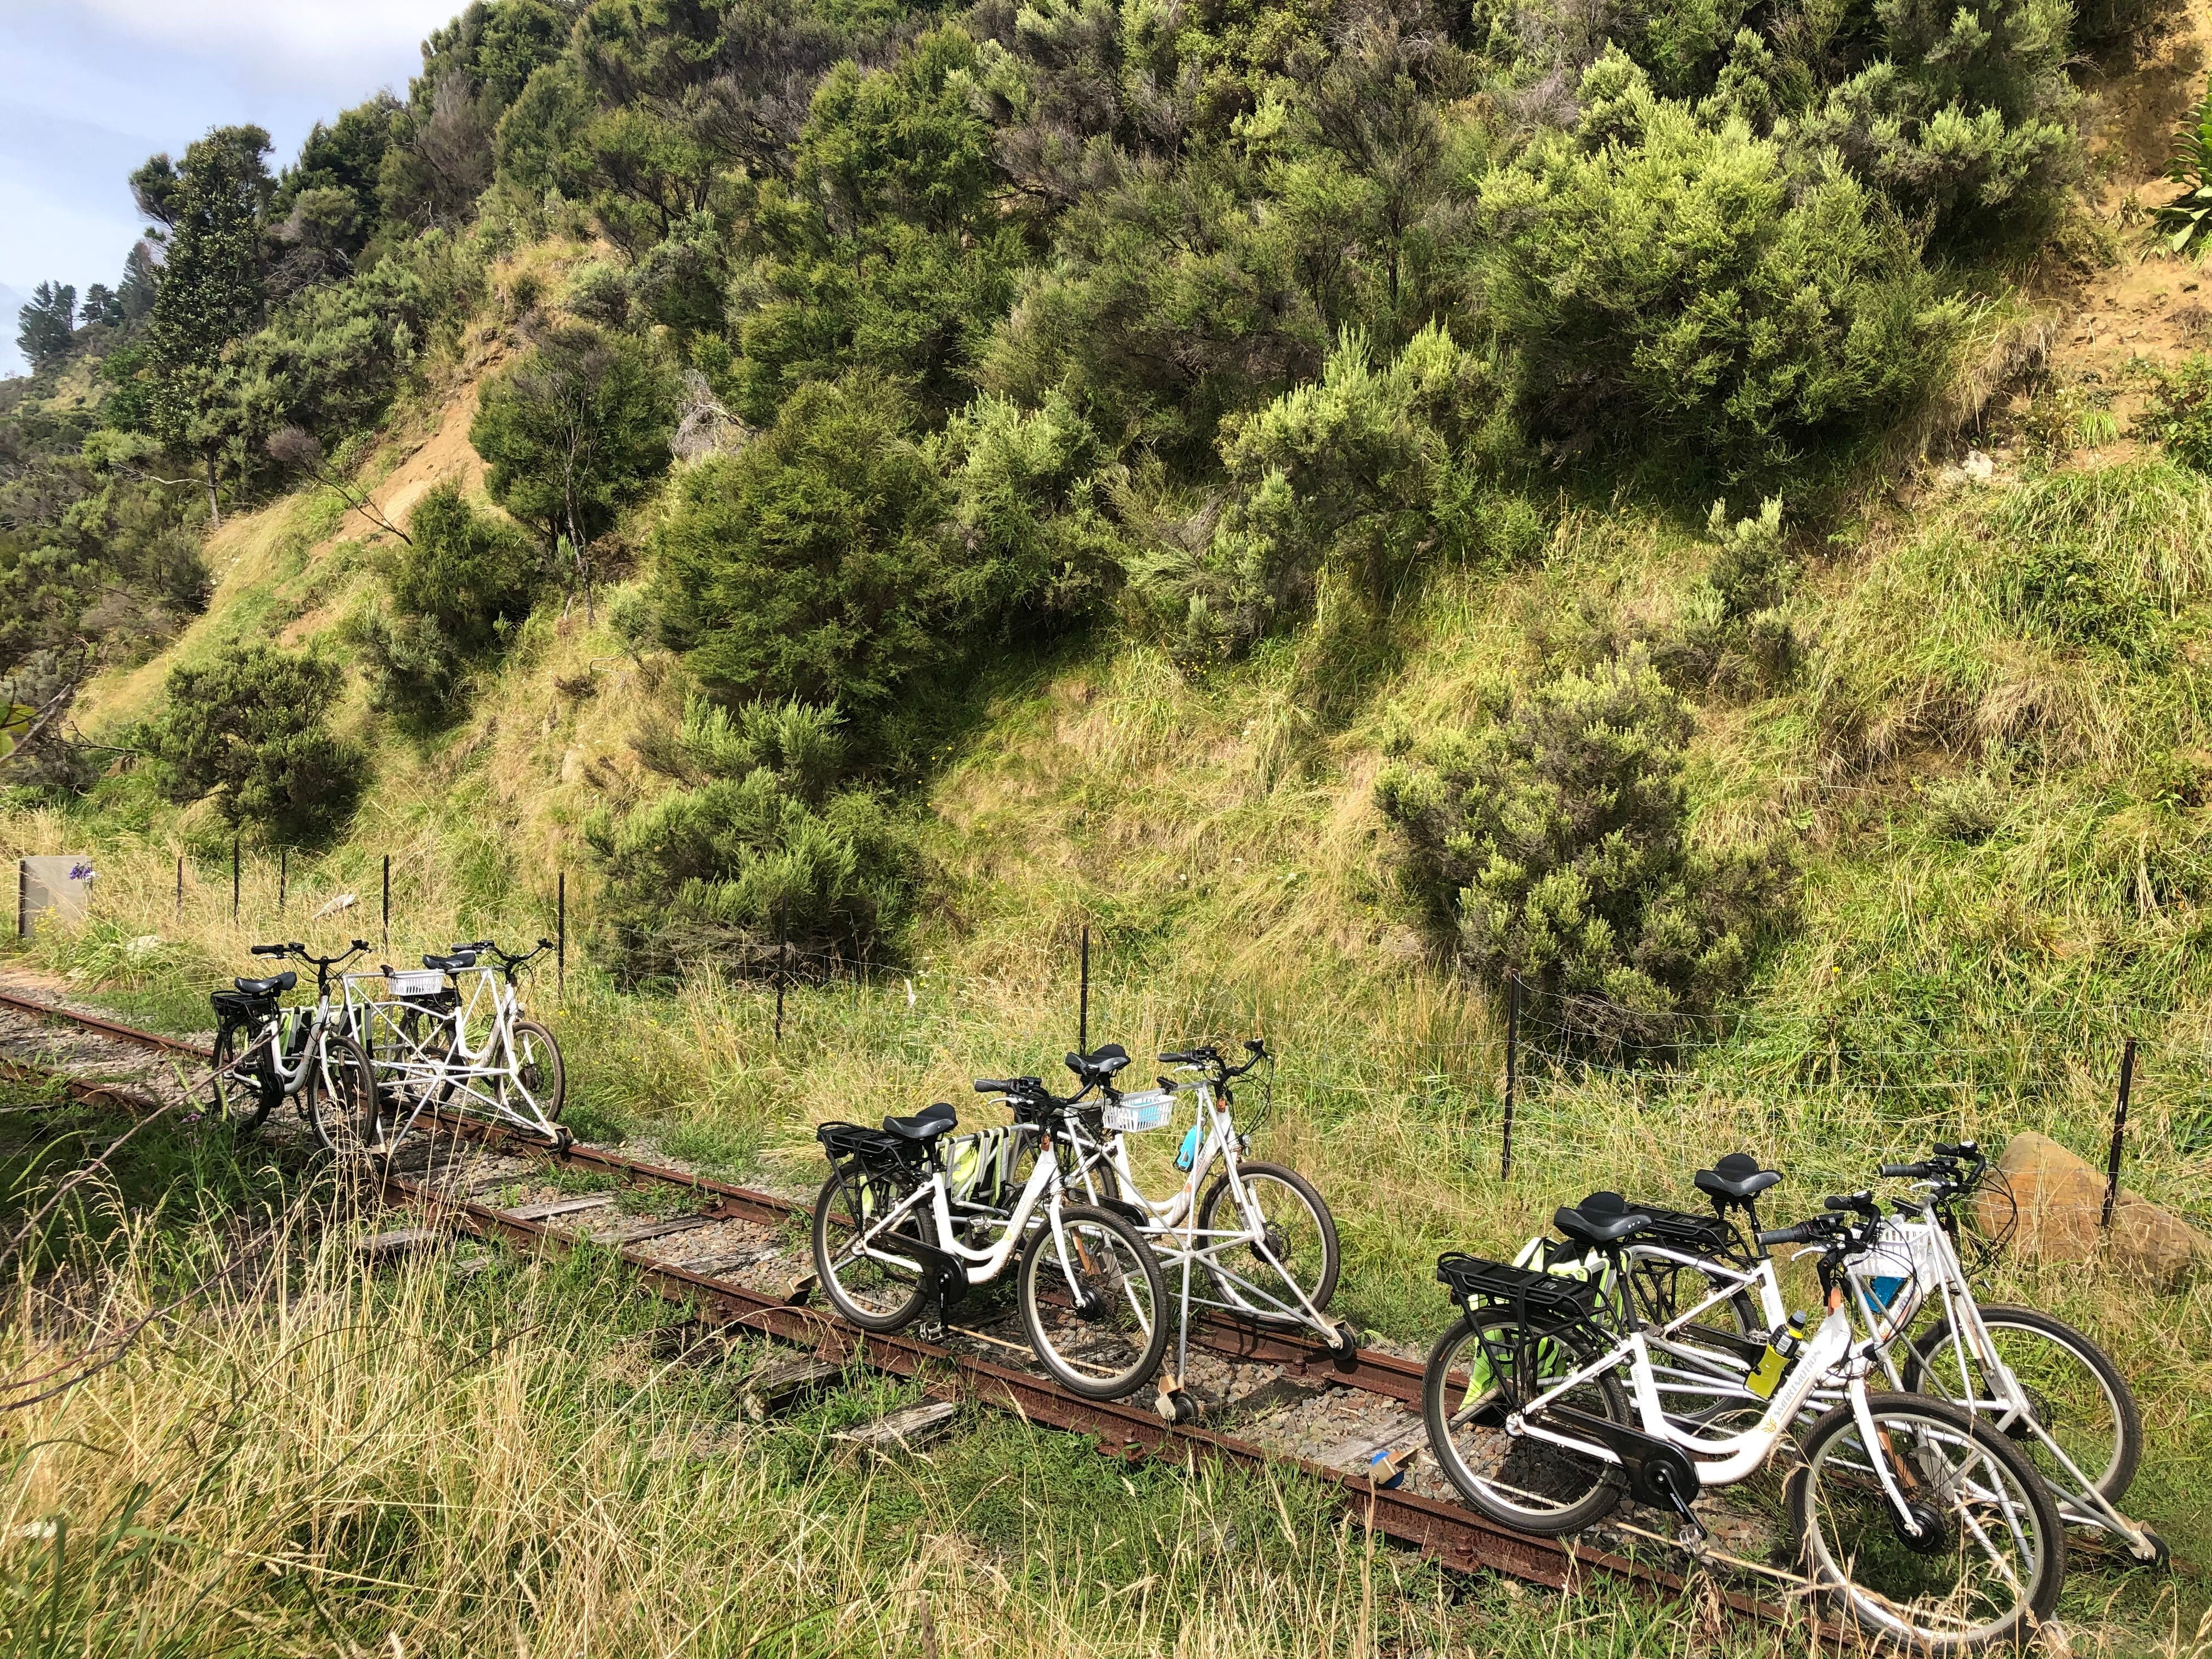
[1054,1066,1350,1402]
[342,957,561,1155]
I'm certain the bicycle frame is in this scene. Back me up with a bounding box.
[841,1136,1071,1286]
[342,963,559,1150]
[1057,1076,1338,1339]
[1846,1195,2155,1550]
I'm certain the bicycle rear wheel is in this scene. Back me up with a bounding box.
[1423,1311,1627,1534]
[1018,1205,1170,1400]
[811,1169,930,1331]
[1789,1392,2065,1653]
[206,1022,275,1131]
[1902,1303,2141,1507]
[308,1032,383,1163]
[1193,1161,1340,1321]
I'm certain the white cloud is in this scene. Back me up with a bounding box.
[71,1,455,86]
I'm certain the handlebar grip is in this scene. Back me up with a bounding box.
[1880,1162,1935,1179]
[1245,1038,1266,1054]
[1158,1049,1209,1065]
[973,1079,1014,1093]
[250,944,285,956]
[1757,1222,1819,1247]
[1824,1190,1877,1214]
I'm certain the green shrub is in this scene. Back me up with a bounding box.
[470,323,679,584]
[1479,53,1956,475]
[1990,469,2174,662]
[2135,354,2212,472]
[1125,324,1511,661]
[390,483,542,647]
[651,373,1041,761]
[1375,649,1796,1053]
[141,645,364,838]
[588,698,918,980]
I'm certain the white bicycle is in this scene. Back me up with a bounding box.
[1048,1040,1353,1416]
[810,1049,1170,1400]
[1594,1147,2162,1569]
[1426,1198,2067,1652]
[341,939,566,1159]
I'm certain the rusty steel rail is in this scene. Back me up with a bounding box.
[0,983,1820,1635]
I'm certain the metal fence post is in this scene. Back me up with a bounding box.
[232,838,240,922]
[174,856,182,922]
[774,899,789,1044]
[557,870,566,996]
[2102,1036,2136,1229]
[278,848,287,915]
[382,854,391,950]
[1078,923,1091,1055]
[1501,976,1520,1181]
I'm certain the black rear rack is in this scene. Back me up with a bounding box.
[1437,1251,1601,1318]
[1622,1201,1741,1259]
[816,1121,921,1180]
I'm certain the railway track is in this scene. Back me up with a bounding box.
[0,983,1820,1637]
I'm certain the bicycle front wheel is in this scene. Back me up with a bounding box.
[1423,1311,1627,1534]
[1018,1204,1170,1400]
[509,1019,566,1123]
[1790,1392,2065,1653]
[308,1032,383,1163]
[1193,1161,1340,1321]
[1903,1302,2141,1506]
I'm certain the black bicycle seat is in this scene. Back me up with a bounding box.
[1696,1152,1781,1204]
[882,1101,957,1143]
[1554,1190,1655,1249]
[232,971,297,997]
[1064,1043,1131,1084]
[421,952,475,972]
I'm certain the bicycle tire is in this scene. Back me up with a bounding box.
[811,1168,930,1331]
[1788,1391,2066,1653]
[1422,1310,1628,1534]
[308,1031,383,1162]
[510,1020,566,1122]
[1901,1302,2142,1506]
[1018,1204,1171,1400]
[1193,1160,1340,1320]
[208,1020,275,1131]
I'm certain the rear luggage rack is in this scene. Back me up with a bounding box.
[817,1120,921,1178]
[1437,1251,1601,1317]
[1622,1201,1740,1258]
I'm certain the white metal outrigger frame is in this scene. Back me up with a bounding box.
[342,957,563,1156]
[1057,1065,1353,1419]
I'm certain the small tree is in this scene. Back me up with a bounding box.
[1376,650,1795,1053]
[469,324,678,607]
[15,283,77,371]
[142,645,363,839]
[136,126,275,524]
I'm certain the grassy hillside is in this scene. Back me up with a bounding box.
[8,0,2212,1651]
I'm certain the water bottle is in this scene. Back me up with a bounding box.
[1175,1124,1200,1172]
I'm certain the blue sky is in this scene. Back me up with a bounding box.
[2,1,459,372]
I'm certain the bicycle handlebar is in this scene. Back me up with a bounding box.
[1880,1161,1937,1179]
[250,943,291,957]
[1157,1037,1270,1080]
[1757,1220,1823,1248]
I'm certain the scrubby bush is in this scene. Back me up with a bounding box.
[652,373,1043,760]
[2134,354,2212,472]
[1479,54,1956,476]
[354,482,543,719]
[141,646,363,838]
[588,697,917,980]
[470,323,679,588]
[1126,324,1513,661]
[1376,649,1796,1053]
[1990,467,2175,663]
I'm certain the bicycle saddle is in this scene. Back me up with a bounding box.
[882,1101,957,1143]
[1553,1190,1655,1248]
[422,952,476,972]
[1696,1152,1781,1204]
[232,971,297,997]
[1064,1043,1131,1084]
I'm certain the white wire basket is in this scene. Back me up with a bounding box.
[1848,1217,1942,1318]
[385,969,446,998]
[1102,1091,1175,1133]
